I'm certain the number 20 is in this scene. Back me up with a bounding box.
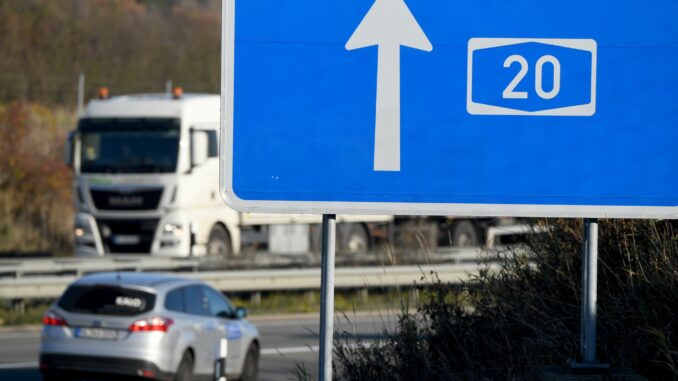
[502,54,561,100]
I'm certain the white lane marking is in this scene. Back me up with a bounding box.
[0,361,38,369]
[254,316,399,328]
[261,345,319,356]
[261,342,379,357]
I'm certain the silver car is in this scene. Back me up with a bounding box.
[39,272,260,381]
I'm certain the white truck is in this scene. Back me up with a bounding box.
[66,91,393,258]
[66,91,532,259]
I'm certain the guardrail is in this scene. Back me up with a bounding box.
[0,246,521,301]
[0,261,498,301]
[0,247,499,279]
[0,256,201,279]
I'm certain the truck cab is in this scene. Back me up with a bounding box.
[68,92,239,257]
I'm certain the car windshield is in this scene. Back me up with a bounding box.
[58,285,155,316]
[79,118,180,174]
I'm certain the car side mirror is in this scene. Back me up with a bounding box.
[235,307,248,319]
[190,129,209,168]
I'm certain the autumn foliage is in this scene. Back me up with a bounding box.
[0,103,75,254]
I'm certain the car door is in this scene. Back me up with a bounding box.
[183,285,221,375]
[203,286,243,376]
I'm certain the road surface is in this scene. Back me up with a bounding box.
[0,312,397,381]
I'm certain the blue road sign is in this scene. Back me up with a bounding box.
[220,0,678,218]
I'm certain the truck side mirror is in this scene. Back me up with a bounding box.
[64,130,75,168]
[190,129,209,168]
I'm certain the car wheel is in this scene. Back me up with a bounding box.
[238,344,259,381]
[451,220,480,247]
[174,351,194,381]
[207,225,233,258]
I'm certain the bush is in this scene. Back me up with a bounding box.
[0,102,75,254]
[333,219,678,380]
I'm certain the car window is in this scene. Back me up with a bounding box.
[164,287,185,313]
[204,287,234,318]
[58,285,155,316]
[183,285,210,316]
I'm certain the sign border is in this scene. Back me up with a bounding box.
[219,0,678,219]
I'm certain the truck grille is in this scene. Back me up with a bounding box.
[90,188,163,211]
[96,218,159,254]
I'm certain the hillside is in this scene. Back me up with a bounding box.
[0,0,222,106]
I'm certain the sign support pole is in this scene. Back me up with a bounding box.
[319,214,336,381]
[574,218,608,369]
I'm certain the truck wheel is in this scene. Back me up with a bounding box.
[207,225,233,258]
[451,220,479,247]
[338,223,369,254]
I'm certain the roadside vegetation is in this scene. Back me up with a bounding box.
[0,289,415,327]
[321,219,677,380]
[0,103,74,255]
[0,0,221,255]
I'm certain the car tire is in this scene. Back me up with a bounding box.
[451,220,480,247]
[174,351,194,381]
[207,224,233,258]
[238,343,259,381]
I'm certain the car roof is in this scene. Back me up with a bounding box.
[72,272,200,292]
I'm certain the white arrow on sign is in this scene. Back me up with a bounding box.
[346,0,432,172]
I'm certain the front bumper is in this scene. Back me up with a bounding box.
[40,353,173,381]
[73,211,193,257]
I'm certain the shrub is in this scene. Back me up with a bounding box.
[0,102,75,254]
[333,219,678,380]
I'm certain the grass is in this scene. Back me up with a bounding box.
[230,289,419,316]
[0,301,51,327]
[0,289,418,327]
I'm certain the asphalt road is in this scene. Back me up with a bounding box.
[0,312,397,381]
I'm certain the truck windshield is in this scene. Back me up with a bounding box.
[79,118,180,174]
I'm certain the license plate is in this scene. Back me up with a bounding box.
[75,327,118,341]
[112,235,140,245]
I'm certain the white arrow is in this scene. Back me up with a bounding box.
[346,0,432,172]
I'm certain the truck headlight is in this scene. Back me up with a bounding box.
[162,223,183,238]
[74,219,96,247]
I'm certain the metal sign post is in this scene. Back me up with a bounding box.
[318,214,337,381]
[574,219,607,369]
[214,338,228,381]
